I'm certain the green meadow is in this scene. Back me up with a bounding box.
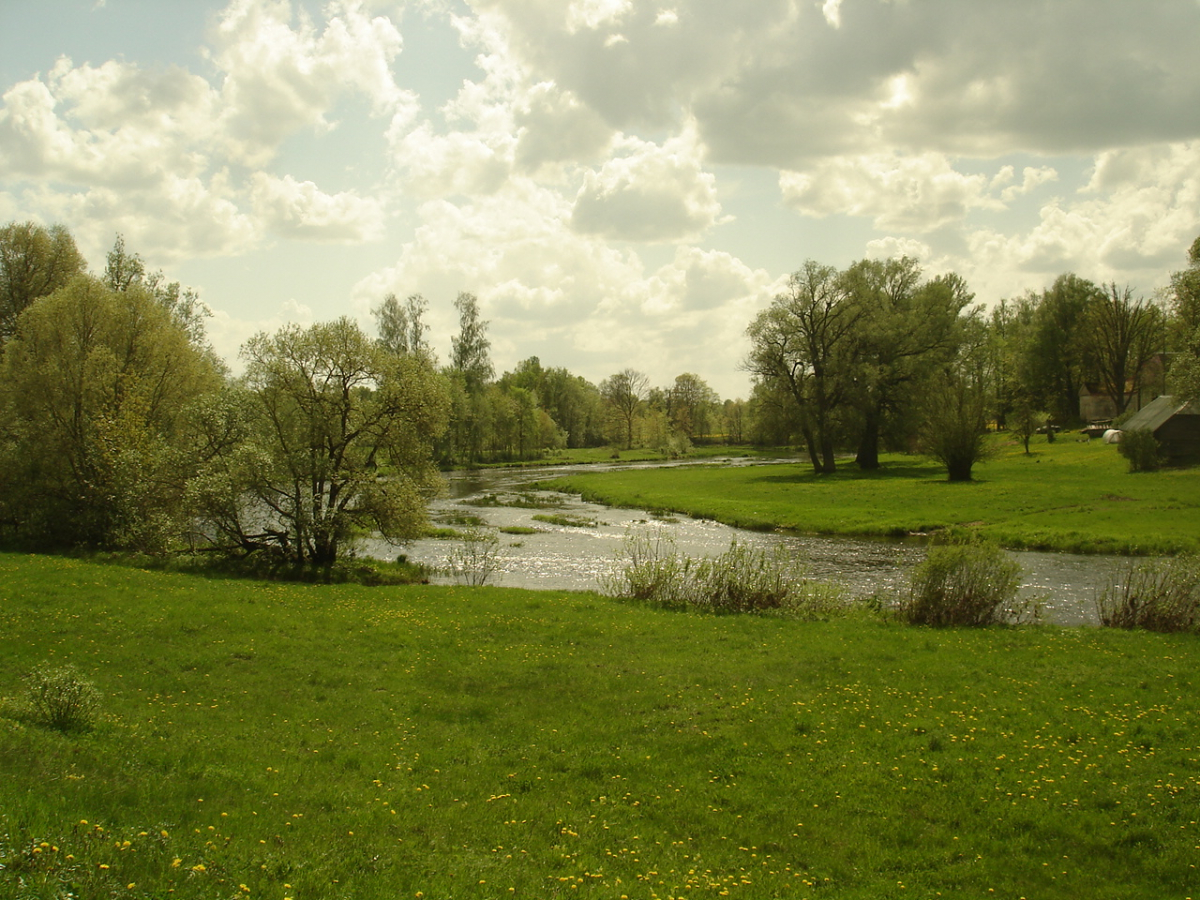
[541,438,1200,555]
[2,553,1199,899]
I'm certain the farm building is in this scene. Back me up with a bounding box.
[1116,395,1200,462]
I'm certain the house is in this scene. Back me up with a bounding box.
[1117,395,1200,462]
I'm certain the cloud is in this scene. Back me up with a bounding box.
[352,177,770,395]
[480,0,1200,166]
[779,153,1009,233]
[208,0,410,166]
[570,130,722,241]
[250,173,386,241]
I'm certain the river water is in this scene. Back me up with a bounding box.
[361,459,1131,626]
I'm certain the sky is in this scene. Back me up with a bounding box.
[2,0,1199,399]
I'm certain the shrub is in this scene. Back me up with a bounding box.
[447,528,501,586]
[603,531,845,618]
[22,664,101,732]
[1118,428,1161,472]
[897,540,1030,627]
[1096,556,1200,632]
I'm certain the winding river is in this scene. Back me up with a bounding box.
[361,459,1131,626]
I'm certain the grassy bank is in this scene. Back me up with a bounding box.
[2,553,1199,899]
[540,438,1200,555]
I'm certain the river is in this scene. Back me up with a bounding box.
[360,459,1131,626]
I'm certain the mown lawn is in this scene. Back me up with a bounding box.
[2,553,1199,899]
[540,437,1200,555]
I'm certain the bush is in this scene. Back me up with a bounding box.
[22,664,101,732]
[1096,556,1200,632]
[1118,428,1161,472]
[447,528,502,586]
[603,531,845,618]
[897,540,1031,627]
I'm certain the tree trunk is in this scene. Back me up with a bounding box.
[856,410,881,470]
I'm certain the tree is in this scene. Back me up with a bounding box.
[374,292,434,363]
[920,370,994,482]
[1089,283,1162,417]
[103,233,213,349]
[0,275,222,549]
[212,318,449,568]
[841,259,970,470]
[0,221,86,344]
[601,368,649,450]
[1025,274,1101,424]
[668,373,720,441]
[450,292,493,390]
[1168,236,1200,401]
[744,260,858,473]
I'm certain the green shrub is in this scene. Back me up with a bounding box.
[603,531,845,617]
[22,664,101,732]
[897,540,1030,627]
[1096,556,1200,632]
[1118,428,1162,472]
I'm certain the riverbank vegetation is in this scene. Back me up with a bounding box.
[541,437,1200,556]
[2,552,1199,899]
[3,222,1199,573]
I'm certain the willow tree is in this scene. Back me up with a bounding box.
[201,318,449,568]
[0,275,222,549]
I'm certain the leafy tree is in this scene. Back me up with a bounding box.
[919,369,994,482]
[667,373,721,441]
[0,275,222,549]
[1025,274,1101,424]
[744,260,858,473]
[1089,283,1162,417]
[210,318,449,568]
[374,292,434,363]
[842,260,970,470]
[1168,236,1200,401]
[0,221,86,344]
[103,234,213,350]
[600,368,649,450]
[450,292,493,390]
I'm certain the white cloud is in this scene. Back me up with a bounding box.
[250,173,386,241]
[208,0,409,166]
[779,153,1007,233]
[570,130,722,242]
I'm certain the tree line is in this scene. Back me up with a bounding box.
[0,222,734,565]
[2,220,1197,564]
[744,239,1200,478]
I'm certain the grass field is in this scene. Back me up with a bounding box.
[2,553,1199,899]
[539,437,1200,556]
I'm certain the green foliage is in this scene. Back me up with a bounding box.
[897,540,1031,627]
[0,220,86,343]
[20,663,100,732]
[1097,556,1200,632]
[919,370,994,481]
[0,274,222,551]
[603,531,845,617]
[195,318,449,567]
[1118,427,1162,472]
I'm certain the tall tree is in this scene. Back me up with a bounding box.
[1089,283,1162,417]
[842,258,970,470]
[600,368,649,450]
[0,275,222,549]
[1026,274,1101,424]
[209,318,449,568]
[374,292,434,363]
[0,221,87,344]
[450,292,493,390]
[103,233,212,349]
[1169,236,1200,400]
[744,260,859,473]
[668,373,720,441]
